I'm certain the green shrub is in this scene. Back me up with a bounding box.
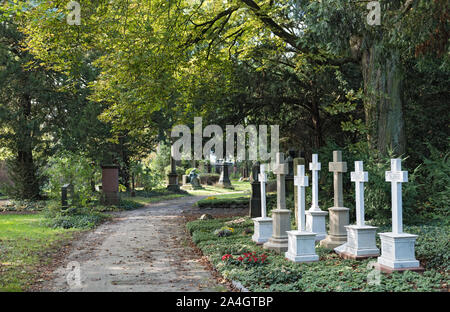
[196,197,249,208]
[42,152,99,207]
[44,212,109,229]
[415,144,450,220]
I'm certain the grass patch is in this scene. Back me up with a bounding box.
[0,213,81,291]
[187,217,449,292]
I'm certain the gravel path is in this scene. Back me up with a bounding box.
[42,196,231,292]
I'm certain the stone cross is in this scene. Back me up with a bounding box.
[294,165,309,231]
[351,161,369,227]
[329,151,347,207]
[309,154,321,211]
[385,158,408,234]
[273,152,288,210]
[259,164,268,218]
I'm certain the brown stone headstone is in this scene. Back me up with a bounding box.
[101,165,120,205]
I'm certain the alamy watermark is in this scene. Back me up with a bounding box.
[65,1,381,27]
[66,1,81,25]
[66,261,82,288]
[171,117,279,162]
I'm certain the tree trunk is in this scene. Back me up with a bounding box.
[361,45,406,156]
[9,94,41,200]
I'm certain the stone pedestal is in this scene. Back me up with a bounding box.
[167,173,180,192]
[101,165,120,205]
[335,225,380,259]
[285,231,319,262]
[376,232,422,271]
[306,210,328,241]
[252,217,273,244]
[263,209,291,253]
[320,207,350,248]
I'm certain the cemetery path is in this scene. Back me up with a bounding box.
[41,196,232,292]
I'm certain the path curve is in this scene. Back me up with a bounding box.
[43,196,224,292]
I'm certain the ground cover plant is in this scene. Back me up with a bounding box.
[187,217,449,292]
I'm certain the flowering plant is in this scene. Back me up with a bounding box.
[221,254,233,263]
[237,252,269,266]
[214,226,235,237]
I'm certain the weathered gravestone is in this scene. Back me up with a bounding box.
[285,149,296,196]
[167,148,180,192]
[252,164,273,244]
[101,164,120,205]
[321,151,350,248]
[263,153,291,253]
[61,183,74,210]
[375,159,423,273]
[285,165,319,263]
[217,162,233,188]
[182,175,189,186]
[249,162,262,218]
[335,161,379,259]
[306,154,328,241]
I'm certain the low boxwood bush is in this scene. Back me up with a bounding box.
[196,197,249,209]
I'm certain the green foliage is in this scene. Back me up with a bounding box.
[44,212,108,230]
[187,217,448,292]
[140,167,164,192]
[415,145,450,219]
[43,201,109,229]
[0,200,46,212]
[196,196,249,209]
[43,152,99,207]
[164,165,184,177]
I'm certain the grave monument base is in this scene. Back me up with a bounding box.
[306,210,328,241]
[252,217,273,244]
[320,207,349,248]
[377,232,421,270]
[263,209,290,253]
[285,230,319,263]
[334,225,380,259]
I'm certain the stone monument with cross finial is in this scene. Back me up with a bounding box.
[263,152,291,253]
[167,146,181,192]
[293,152,306,228]
[320,151,350,248]
[375,159,423,272]
[285,165,319,262]
[305,154,328,241]
[335,161,380,259]
[252,164,273,244]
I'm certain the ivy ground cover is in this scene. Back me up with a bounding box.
[186,217,449,292]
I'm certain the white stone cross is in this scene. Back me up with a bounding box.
[259,164,268,218]
[351,161,368,227]
[329,151,347,207]
[273,152,288,210]
[309,154,321,211]
[294,165,309,231]
[385,158,408,234]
